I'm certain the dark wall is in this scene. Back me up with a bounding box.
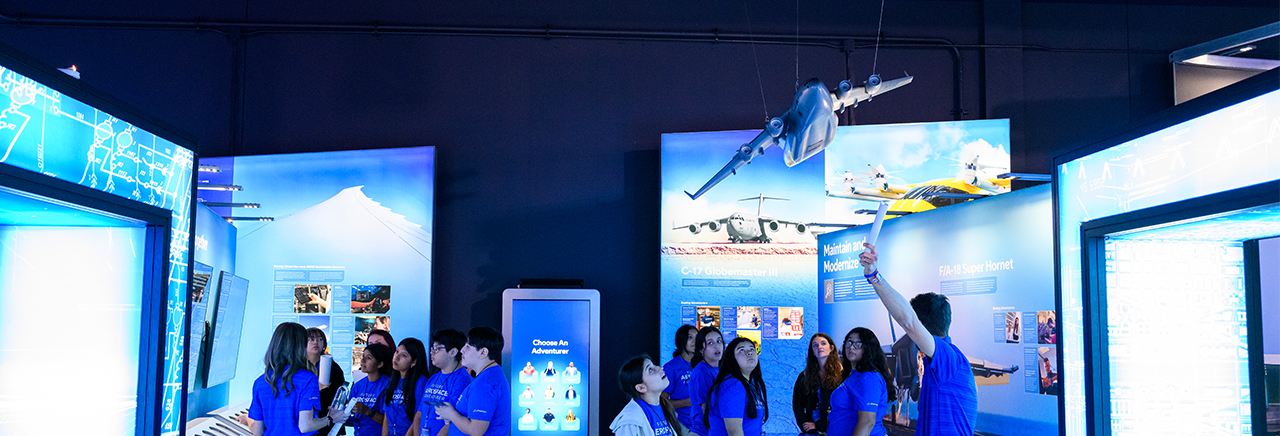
[1,0,1274,431]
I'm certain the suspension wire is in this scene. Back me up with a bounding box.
[871,0,886,75]
[744,0,769,120]
[795,0,800,91]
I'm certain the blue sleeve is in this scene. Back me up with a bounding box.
[417,377,431,404]
[848,373,886,413]
[466,377,499,422]
[690,368,711,406]
[448,373,473,402]
[298,372,322,417]
[716,379,748,419]
[249,379,264,420]
[927,336,960,382]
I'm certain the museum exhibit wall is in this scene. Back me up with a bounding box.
[0,0,1274,427]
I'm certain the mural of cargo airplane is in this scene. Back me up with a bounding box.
[685,73,914,200]
[676,194,809,243]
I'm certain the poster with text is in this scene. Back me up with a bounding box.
[201,146,434,401]
[661,120,1008,433]
[817,185,1057,435]
[510,300,591,436]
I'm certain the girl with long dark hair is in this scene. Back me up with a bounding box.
[381,338,430,436]
[705,337,767,436]
[686,327,724,436]
[348,344,394,436]
[661,325,698,436]
[828,328,896,436]
[307,328,347,436]
[609,354,679,436]
[792,333,841,434]
[248,322,348,436]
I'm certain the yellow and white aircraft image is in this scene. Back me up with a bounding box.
[826,164,911,202]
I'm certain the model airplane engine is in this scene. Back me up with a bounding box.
[687,224,701,234]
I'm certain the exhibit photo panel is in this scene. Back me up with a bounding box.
[198,146,434,401]
[504,289,601,436]
[660,119,1010,434]
[1055,70,1280,436]
[817,185,1058,435]
[0,42,196,436]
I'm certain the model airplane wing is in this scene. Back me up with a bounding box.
[832,74,914,111]
[685,122,784,200]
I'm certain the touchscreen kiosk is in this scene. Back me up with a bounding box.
[503,289,600,436]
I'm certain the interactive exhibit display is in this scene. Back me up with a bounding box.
[0,45,195,435]
[185,202,238,420]
[199,146,435,400]
[206,271,250,387]
[661,119,1010,433]
[818,185,1058,435]
[1055,74,1279,435]
[503,289,601,436]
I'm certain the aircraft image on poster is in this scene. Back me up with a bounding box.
[684,74,913,200]
[825,164,912,202]
[824,119,1010,224]
[676,194,810,243]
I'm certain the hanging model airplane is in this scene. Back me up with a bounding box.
[684,73,914,200]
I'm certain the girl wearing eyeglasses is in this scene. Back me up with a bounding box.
[420,330,473,436]
[705,338,767,436]
[687,327,724,436]
[827,328,895,436]
[792,333,841,434]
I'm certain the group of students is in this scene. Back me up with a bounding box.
[245,324,512,436]
[610,243,978,436]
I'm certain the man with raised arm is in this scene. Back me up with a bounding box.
[859,243,976,435]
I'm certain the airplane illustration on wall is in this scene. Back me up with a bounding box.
[676,194,809,243]
[684,74,914,200]
[826,164,911,202]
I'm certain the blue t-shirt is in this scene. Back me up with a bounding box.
[249,367,322,436]
[449,366,511,436]
[348,375,392,436]
[917,336,977,436]
[381,376,429,436]
[687,362,717,436]
[707,378,765,436]
[639,400,675,436]
[421,369,474,436]
[827,370,888,436]
[661,357,694,428]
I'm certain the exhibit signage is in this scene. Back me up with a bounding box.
[661,120,1010,433]
[504,289,601,436]
[818,185,1057,434]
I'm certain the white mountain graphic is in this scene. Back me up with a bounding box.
[238,186,431,262]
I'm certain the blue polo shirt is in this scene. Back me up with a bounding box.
[249,366,321,436]
[449,366,511,436]
[348,375,392,436]
[706,378,765,436]
[639,399,676,436]
[917,336,977,436]
[687,362,717,436]
[827,370,888,436]
[421,369,474,436]
[661,357,694,428]
[381,376,429,436]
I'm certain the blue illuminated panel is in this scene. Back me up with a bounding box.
[206,272,250,387]
[0,65,194,435]
[1104,239,1250,434]
[510,300,591,436]
[1056,89,1280,435]
[0,226,146,435]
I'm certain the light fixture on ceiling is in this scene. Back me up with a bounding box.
[197,184,243,191]
[223,216,274,222]
[202,202,260,208]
